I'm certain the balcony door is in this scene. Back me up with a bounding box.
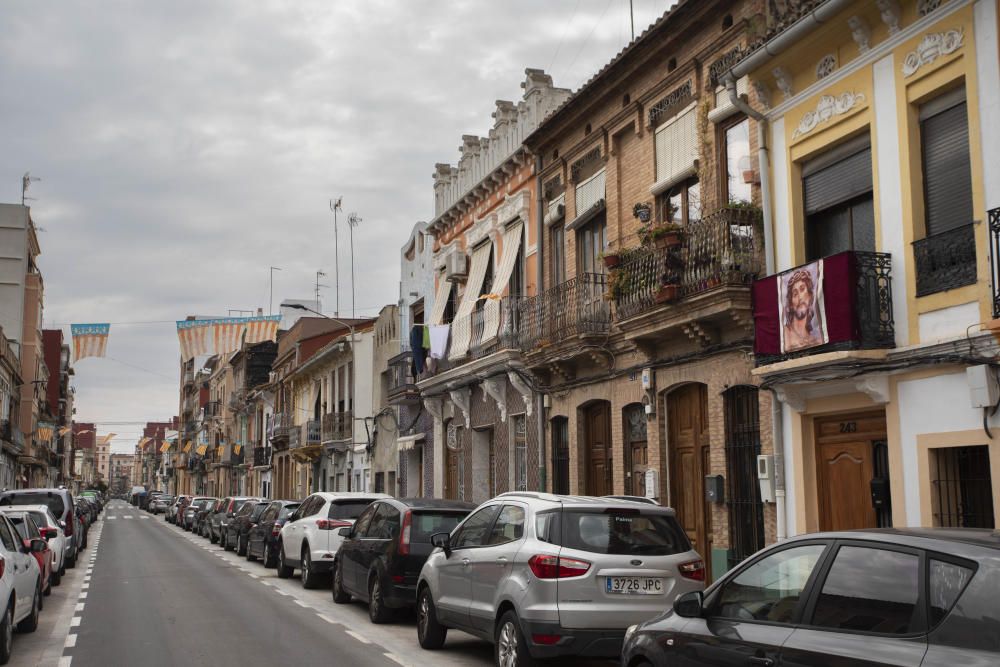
[803,135,875,261]
[583,401,612,496]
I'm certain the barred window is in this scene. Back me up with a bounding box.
[514,415,527,492]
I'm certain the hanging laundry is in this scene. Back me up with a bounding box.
[410,326,426,375]
[422,324,431,350]
[429,324,450,359]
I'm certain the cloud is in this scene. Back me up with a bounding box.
[0,0,674,452]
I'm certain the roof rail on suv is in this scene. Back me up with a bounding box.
[493,491,560,502]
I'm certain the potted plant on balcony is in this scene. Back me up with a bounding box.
[599,251,621,270]
[606,267,632,302]
[655,273,682,303]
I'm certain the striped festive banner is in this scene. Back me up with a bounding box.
[160,441,171,453]
[233,444,242,455]
[216,445,223,457]
[98,433,116,445]
[213,318,248,355]
[71,323,110,361]
[196,444,208,456]
[176,320,213,361]
[176,315,280,360]
[58,427,71,437]
[36,425,53,441]
[137,437,151,449]
[183,441,193,453]
[244,315,281,344]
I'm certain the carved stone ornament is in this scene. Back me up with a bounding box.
[423,397,444,421]
[752,80,772,110]
[876,0,901,35]
[901,28,964,77]
[482,376,508,422]
[848,15,872,53]
[507,371,533,417]
[495,190,529,226]
[448,387,471,428]
[917,0,942,17]
[791,91,867,139]
[815,54,837,80]
[772,67,794,100]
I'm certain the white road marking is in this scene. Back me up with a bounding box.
[385,654,407,666]
[65,634,77,648]
[293,599,310,608]
[345,630,370,644]
[70,617,81,627]
[58,657,72,667]
[317,614,338,625]
[79,592,87,599]
[75,603,85,612]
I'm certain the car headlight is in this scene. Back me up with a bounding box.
[624,624,638,644]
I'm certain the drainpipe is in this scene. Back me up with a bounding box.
[534,152,547,492]
[725,77,785,539]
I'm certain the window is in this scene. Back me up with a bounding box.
[931,445,995,528]
[513,415,527,492]
[451,505,500,549]
[352,504,377,537]
[810,546,920,634]
[550,224,565,286]
[410,511,467,543]
[716,544,826,623]
[929,559,974,626]
[487,505,525,545]
[655,177,700,226]
[366,504,399,539]
[724,386,764,568]
[555,510,689,556]
[802,137,875,260]
[374,472,384,493]
[509,240,524,298]
[551,417,569,495]
[0,518,16,552]
[329,499,372,521]
[723,117,752,204]
[577,215,607,275]
[387,471,396,496]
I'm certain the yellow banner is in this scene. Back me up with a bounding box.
[183,441,193,453]
[196,444,207,456]
[234,444,242,455]
[58,427,72,437]
[36,427,53,441]
[137,437,151,449]
[216,445,223,457]
[160,442,170,453]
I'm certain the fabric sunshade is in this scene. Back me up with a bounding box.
[428,272,452,326]
[803,138,872,214]
[480,221,524,346]
[449,242,493,359]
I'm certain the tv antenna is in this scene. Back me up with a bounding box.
[329,197,343,316]
[347,212,362,318]
[21,172,40,205]
[314,270,328,306]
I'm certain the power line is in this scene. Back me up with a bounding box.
[548,0,583,71]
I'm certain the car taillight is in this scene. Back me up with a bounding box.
[398,510,412,556]
[528,555,590,579]
[531,634,561,645]
[678,559,705,582]
[316,519,351,531]
[63,518,73,537]
[271,522,283,536]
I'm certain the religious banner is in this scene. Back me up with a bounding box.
[777,260,828,354]
[71,323,110,361]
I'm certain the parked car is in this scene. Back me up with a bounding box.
[77,497,99,525]
[622,527,1000,667]
[333,498,474,623]
[4,506,66,584]
[3,513,53,598]
[225,501,270,555]
[196,499,222,537]
[72,503,90,550]
[245,500,300,567]
[416,492,703,665]
[78,491,104,513]
[0,489,79,568]
[181,497,215,531]
[167,495,192,525]
[149,495,174,515]
[0,512,44,662]
[209,497,259,548]
[277,492,390,588]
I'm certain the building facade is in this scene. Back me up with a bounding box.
[0,328,23,490]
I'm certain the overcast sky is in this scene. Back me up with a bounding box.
[0,1,673,453]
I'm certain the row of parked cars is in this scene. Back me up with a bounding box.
[143,486,1000,666]
[0,488,104,665]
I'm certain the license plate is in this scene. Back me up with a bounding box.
[605,576,664,595]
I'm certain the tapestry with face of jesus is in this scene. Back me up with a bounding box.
[778,259,829,354]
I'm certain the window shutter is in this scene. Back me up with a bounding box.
[575,169,606,216]
[803,145,872,214]
[655,105,698,184]
[921,101,973,236]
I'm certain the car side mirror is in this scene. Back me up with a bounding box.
[31,539,47,553]
[338,527,352,537]
[58,520,66,529]
[430,532,451,556]
[673,591,704,618]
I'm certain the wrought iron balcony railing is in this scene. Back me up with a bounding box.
[203,400,221,418]
[989,209,1000,318]
[517,273,610,352]
[252,446,271,467]
[913,223,977,297]
[613,206,763,320]
[269,412,290,444]
[287,424,301,449]
[305,419,321,446]
[387,350,419,401]
[322,412,352,442]
[446,296,520,364]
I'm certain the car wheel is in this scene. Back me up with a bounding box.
[0,601,13,665]
[416,587,447,650]
[495,610,536,667]
[17,585,39,633]
[332,559,350,604]
[51,568,61,586]
[263,542,275,568]
[223,532,233,552]
[300,547,320,589]
[236,534,246,556]
[276,543,293,579]
[368,574,391,624]
[66,551,76,569]
[210,529,218,544]
[245,538,256,562]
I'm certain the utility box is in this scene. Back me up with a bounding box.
[757,454,776,503]
[967,365,999,408]
[641,368,653,391]
[704,475,725,503]
[644,469,658,500]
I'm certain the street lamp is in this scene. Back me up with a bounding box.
[284,304,355,342]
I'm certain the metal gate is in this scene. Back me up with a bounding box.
[724,386,764,569]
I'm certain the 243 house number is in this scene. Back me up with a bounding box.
[839,421,858,433]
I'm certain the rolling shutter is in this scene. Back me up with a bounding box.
[654,104,698,185]
[920,94,973,236]
[448,242,492,359]
[575,169,606,218]
[803,139,872,215]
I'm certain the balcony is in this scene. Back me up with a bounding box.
[269,412,290,448]
[183,369,194,386]
[306,419,321,446]
[287,425,300,450]
[752,251,894,367]
[387,351,420,404]
[0,421,23,456]
[518,273,610,356]
[203,400,221,418]
[913,223,976,297]
[252,446,271,468]
[991,209,1000,318]
[322,412,352,444]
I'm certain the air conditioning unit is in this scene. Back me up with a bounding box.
[445,251,468,282]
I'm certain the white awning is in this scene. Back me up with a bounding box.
[397,434,425,451]
[480,221,523,346]
[449,242,493,359]
[428,272,452,326]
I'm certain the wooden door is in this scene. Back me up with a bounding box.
[585,402,613,496]
[815,412,886,531]
[444,446,459,501]
[668,384,711,575]
[625,405,648,497]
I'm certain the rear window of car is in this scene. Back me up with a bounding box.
[0,493,65,518]
[410,511,468,543]
[251,503,269,520]
[537,509,691,556]
[328,499,374,520]
[277,504,300,520]
[231,499,253,513]
[27,512,49,528]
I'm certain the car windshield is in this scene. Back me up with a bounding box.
[328,500,373,520]
[27,512,49,528]
[410,511,468,543]
[0,493,65,517]
[540,509,691,556]
[277,504,300,520]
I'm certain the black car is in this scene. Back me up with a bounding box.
[225,501,270,555]
[182,497,216,532]
[622,528,1000,667]
[332,498,475,623]
[245,500,300,567]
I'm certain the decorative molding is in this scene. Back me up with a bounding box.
[855,375,890,404]
[815,54,837,80]
[422,397,444,421]
[507,372,533,417]
[482,376,507,422]
[901,27,964,77]
[708,47,744,86]
[648,80,693,127]
[877,0,902,34]
[752,80,772,110]
[774,386,806,413]
[773,67,794,100]
[791,91,867,139]
[448,387,471,428]
[496,190,529,226]
[918,0,942,16]
[849,15,872,53]
[570,147,602,183]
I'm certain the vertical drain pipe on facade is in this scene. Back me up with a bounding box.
[724,75,786,541]
[535,153,547,492]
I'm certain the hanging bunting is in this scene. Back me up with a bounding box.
[244,315,281,344]
[71,323,110,361]
[233,444,242,455]
[159,441,171,453]
[176,320,213,361]
[98,433,116,445]
[137,437,151,449]
[58,427,71,437]
[183,441,193,453]
[177,315,281,361]
[196,444,208,456]
[36,424,53,441]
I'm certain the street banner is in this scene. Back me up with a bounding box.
[36,425,53,441]
[160,441,170,453]
[176,320,213,361]
[183,441,193,453]
[234,444,242,455]
[137,437,151,449]
[71,323,110,361]
[58,427,71,437]
[196,444,208,456]
[177,315,281,361]
[98,433,116,445]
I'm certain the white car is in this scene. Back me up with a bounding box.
[6,506,66,578]
[0,513,42,663]
[277,492,390,588]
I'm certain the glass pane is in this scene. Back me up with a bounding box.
[452,505,500,549]
[328,499,372,520]
[410,512,467,543]
[559,511,689,556]
[669,187,683,224]
[806,206,852,260]
[726,119,752,204]
[717,544,826,623]
[850,196,876,252]
[929,559,973,626]
[687,180,701,223]
[811,546,919,634]
[487,505,525,545]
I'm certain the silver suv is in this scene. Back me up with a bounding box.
[415,492,704,665]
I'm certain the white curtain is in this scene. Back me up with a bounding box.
[480,221,523,346]
[448,242,493,359]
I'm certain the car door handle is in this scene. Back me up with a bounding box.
[461,558,470,567]
[748,657,773,667]
[496,557,507,565]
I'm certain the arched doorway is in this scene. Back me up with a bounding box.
[666,383,711,577]
[623,403,648,497]
[582,401,612,496]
